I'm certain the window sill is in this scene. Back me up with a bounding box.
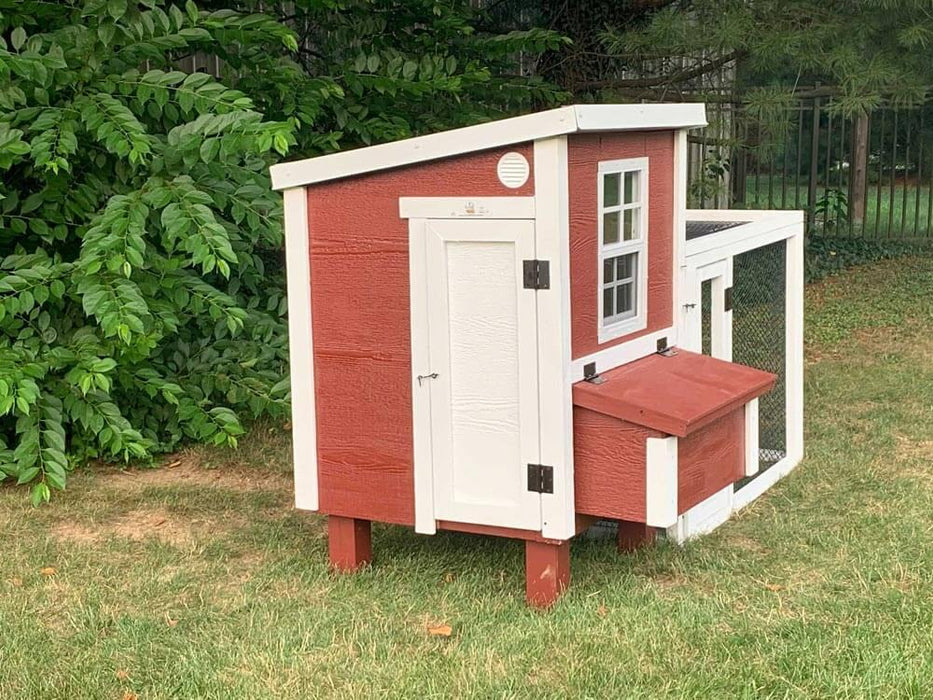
[598,314,647,345]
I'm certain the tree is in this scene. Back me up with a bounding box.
[198,0,570,155]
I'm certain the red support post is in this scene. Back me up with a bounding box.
[617,520,657,553]
[328,516,372,572]
[524,540,570,608]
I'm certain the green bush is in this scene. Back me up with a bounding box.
[0,1,568,503]
[0,0,298,503]
[805,235,921,282]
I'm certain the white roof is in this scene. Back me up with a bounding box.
[270,103,707,190]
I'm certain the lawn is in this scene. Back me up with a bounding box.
[1,258,932,699]
[721,175,933,240]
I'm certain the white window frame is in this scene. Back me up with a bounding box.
[597,157,649,343]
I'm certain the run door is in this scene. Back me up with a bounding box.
[411,218,542,531]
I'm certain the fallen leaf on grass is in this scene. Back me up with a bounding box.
[442,572,455,584]
[167,460,182,468]
[122,692,138,700]
[597,604,608,618]
[115,670,130,681]
[11,577,23,587]
[153,518,166,527]
[427,623,452,637]
[40,567,57,577]
[763,583,785,592]
[283,422,292,431]
[165,614,179,628]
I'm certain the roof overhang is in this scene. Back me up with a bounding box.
[270,103,707,191]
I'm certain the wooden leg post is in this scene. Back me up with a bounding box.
[328,516,372,572]
[617,520,657,553]
[524,540,570,608]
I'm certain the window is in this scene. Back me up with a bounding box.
[598,158,648,341]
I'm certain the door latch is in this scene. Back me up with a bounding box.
[416,372,438,386]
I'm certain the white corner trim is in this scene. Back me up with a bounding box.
[399,196,534,220]
[270,104,707,190]
[534,136,575,540]
[283,187,318,511]
[646,436,678,528]
[407,218,436,534]
[673,130,688,326]
[744,398,760,477]
[569,326,676,381]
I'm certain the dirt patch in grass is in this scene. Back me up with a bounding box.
[51,505,247,546]
[91,448,292,496]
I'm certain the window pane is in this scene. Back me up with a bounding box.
[616,253,635,280]
[603,211,620,244]
[617,283,633,315]
[604,258,615,283]
[603,287,614,319]
[623,208,639,240]
[604,173,620,207]
[624,171,639,203]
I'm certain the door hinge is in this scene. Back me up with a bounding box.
[724,286,733,312]
[523,259,550,289]
[527,464,554,494]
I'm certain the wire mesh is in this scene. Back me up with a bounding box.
[731,240,787,486]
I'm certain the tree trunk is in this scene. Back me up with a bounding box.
[849,113,870,232]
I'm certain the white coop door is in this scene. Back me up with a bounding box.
[682,258,733,360]
[422,218,541,530]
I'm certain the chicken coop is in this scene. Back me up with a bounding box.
[270,104,804,607]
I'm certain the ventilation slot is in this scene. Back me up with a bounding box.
[497,152,530,189]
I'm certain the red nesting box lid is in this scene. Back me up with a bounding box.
[572,349,776,438]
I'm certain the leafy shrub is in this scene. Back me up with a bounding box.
[805,235,922,282]
[1,1,568,503]
[0,1,298,503]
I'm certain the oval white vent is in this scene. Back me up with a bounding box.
[497,152,530,189]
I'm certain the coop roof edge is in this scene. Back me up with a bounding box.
[270,103,707,190]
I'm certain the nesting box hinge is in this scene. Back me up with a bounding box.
[724,286,733,312]
[522,259,550,289]
[527,464,554,494]
[583,361,605,384]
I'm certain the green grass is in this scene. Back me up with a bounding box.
[740,175,933,239]
[2,258,932,698]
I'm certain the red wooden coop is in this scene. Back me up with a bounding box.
[270,104,804,607]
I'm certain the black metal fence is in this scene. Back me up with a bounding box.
[689,97,933,241]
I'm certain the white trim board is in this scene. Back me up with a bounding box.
[399,197,534,220]
[646,436,678,528]
[569,326,676,382]
[408,218,435,534]
[282,187,319,511]
[271,104,707,190]
[533,136,575,540]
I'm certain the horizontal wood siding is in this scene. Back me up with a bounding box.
[678,407,745,513]
[568,131,675,359]
[307,146,534,526]
[572,407,664,521]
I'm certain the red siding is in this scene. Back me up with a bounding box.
[307,145,534,526]
[677,407,745,513]
[573,404,748,522]
[572,407,662,521]
[568,131,675,360]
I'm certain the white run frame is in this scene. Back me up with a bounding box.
[670,209,804,542]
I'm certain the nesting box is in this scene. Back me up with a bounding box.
[271,104,804,607]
